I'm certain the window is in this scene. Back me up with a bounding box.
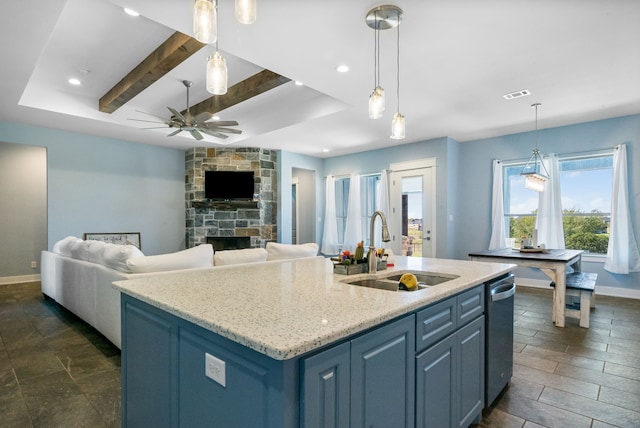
[334,174,381,247]
[503,152,613,254]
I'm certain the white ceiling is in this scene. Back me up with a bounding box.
[1,0,639,158]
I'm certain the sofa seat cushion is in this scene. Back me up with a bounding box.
[126,244,214,273]
[214,248,268,266]
[265,242,319,261]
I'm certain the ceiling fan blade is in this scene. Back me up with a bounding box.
[128,118,167,124]
[167,129,182,137]
[207,127,243,135]
[201,129,229,139]
[142,126,173,130]
[190,129,204,141]
[206,120,239,127]
[167,107,187,124]
[196,112,213,123]
[135,110,170,121]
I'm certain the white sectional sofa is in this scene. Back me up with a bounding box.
[41,237,319,349]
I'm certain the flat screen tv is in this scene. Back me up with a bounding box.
[205,170,255,201]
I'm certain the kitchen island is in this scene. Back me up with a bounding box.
[114,256,515,427]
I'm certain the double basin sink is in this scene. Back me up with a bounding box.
[343,271,460,292]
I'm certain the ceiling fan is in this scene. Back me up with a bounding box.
[130,80,242,141]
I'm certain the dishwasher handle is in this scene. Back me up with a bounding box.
[491,282,516,302]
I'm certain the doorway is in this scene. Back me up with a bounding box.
[389,159,436,258]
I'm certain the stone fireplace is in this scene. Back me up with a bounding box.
[185,148,277,249]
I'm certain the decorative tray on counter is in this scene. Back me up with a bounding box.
[518,248,548,253]
[332,261,387,275]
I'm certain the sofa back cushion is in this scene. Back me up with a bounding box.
[52,236,143,273]
[214,248,268,266]
[126,244,214,273]
[265,242,319,261]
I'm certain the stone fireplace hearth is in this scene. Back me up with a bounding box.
[185,148,277,249]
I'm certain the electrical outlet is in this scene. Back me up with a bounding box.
[205,352,226,387]
[31,261,37,269]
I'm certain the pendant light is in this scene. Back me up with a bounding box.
[366,6,402,120]
[205,1,227,95]
[235,0,256,24]
[368,10,384,119]
[521,103,549,192]
[390,19,405,140]
[193,0,217,44]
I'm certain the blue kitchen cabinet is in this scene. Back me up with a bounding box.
[415,286,485,428]
[301,315,415,428]
[301,341,351,428]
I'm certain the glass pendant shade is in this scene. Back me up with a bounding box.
[206,52,228,95]
[524,174,546,192]
[369,86,385,119]
[235,0,256,24]
[390,112,405,139]
[194,0,217,44]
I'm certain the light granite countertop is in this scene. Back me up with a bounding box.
[113,256,515,360]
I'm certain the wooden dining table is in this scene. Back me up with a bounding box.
[468,248,584,327]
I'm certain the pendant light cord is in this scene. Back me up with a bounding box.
[396,21,400,112]
[374,11,380,87]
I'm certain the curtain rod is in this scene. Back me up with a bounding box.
[328,171,385,179]
[498,146,617,165]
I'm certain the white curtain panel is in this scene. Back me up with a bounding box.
[375,170,391,246]
[343,173,362,249]
[320,175,339,255]
[605,144,640,273]
[536,153,565,249]
[488,160,507,249]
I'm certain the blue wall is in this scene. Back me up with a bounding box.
[0,122,186,255]
[303,114,640,291]
[321,137,455,257]
[456,114,640,290]
[278,151,324,244]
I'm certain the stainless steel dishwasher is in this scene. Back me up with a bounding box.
[484,273,516,408]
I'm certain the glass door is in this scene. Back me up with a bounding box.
[389,161,435,258]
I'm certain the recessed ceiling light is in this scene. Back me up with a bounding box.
[124,8,140,17]
[294,81,304,86]
[211,115,221,121]
[68,78,82,86]
[336,65,349,73]
[322,149,330,153]
[503,89,531,100]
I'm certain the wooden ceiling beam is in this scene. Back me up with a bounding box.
[99,31,206,114]
[186,69,291,117]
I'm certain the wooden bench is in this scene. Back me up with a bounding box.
[550,272,597,328]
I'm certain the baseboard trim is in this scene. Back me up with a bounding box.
[516,278,640,300]
[0,274,41,285]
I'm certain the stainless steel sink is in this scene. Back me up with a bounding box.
[385,272,460,286]
[345,271,459,292]
[347,278,428,292]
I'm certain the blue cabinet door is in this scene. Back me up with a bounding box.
[416,313,485,428]
[301,341,350,428]
[415,333,456,428]
[351,316,415,428]
[457,316,485,428]
[121,297,176,428]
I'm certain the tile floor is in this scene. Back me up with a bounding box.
[478,286,640,428]
[0,282,120,427]
[1,281,639,427]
